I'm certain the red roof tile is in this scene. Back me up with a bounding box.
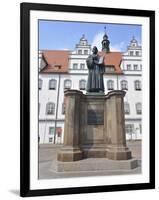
[40,50,69,73]
[99,51,122,74]
[40,50,122,74]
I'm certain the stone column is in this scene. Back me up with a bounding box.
[57,90,83,162]
[106,90,132,160]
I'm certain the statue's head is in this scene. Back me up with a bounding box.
[92,46,98,54]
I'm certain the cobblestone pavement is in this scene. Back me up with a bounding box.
[38,140,141,179]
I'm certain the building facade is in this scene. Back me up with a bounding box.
[38,34,142,144]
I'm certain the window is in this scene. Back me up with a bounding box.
[49,79,57,90]
[124,102,130,114]
[80,63,85,69]
[136,103,142,114]
[64,80,72,89]
[46,102,55,115]
[62,103,65,114]
[127,64,131,70]
[125,124,134,134]
[107,80,114,90]
[56,127,62,137]
[135,51,139,56]
[79,80,86,90]
[49,127,54,135]
[130,51,133,56]
[84,50,88,55]
[78,50,82,54]
[135,80,141,90]
[49,138,53,143]
[134,64,138,70]
[73,63,78,69]
[121,80,128,90]
[139,124,142,134]
[39,79,42,90]
[140,64,142,70]
[105,66,114,72]
[39,103,40,114]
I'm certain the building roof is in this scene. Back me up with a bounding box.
[99,51,123,74]
[40,50,122,74]
[40,50,69,73]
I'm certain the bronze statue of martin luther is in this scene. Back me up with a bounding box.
[86,46,105,93]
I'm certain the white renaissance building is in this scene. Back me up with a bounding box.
[38,33,142,144]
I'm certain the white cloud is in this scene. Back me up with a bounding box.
[91,32,125,52]
[91,32,103,51]
[110,42,125,52]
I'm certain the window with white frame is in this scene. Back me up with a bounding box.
[73,63,78,69]
[46,102,55,115]
[80,63,85,69]
[135,80,141,90]
[140,64,142,70]
[134,64,138,70]
[129,51,133,56]
[39,79,42,90]
[107,80,114,90]
[139,124,142,134]
[127,64,131,70]
[78,50,82,54]
[64,80,72,89]
[124,102,130,114]
[136,103,142,114]
[121,80,128,90]
[79,79,86,90]
[62,102,65,114]
[84,50,88,55]
[105,66,114,72]
[135,51,139,56]
[49,127,55,135]
[39,103,40,114]
[49,79,57,90]
[125,124,134,134]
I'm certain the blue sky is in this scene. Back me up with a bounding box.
[39,20,141,52]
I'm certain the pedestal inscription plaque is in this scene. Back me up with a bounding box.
[87,109,104,125]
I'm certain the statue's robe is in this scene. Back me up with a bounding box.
[86,54,105,92]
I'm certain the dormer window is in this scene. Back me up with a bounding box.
[78,50,82,54]
[134,65,138,70]
[127,64,131,70]
[50,64,61,69]
[135,51,139,56]
[130,51,133,56]
[73,63,78,69]
[105,65,114,72]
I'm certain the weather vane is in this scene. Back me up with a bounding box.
[104,26,107,33]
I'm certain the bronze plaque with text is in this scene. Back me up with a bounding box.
[87,109,104,125]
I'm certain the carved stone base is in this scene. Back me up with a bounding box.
[82,145,106,158]
[56,158,138,172]
[57,146,83,162]
[106,146,132,160]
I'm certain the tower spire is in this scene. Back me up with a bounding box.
[101,26,110,53]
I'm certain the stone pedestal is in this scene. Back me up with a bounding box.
[57,90,133,162]
[58,90,83,161]
[105,91,132,160]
